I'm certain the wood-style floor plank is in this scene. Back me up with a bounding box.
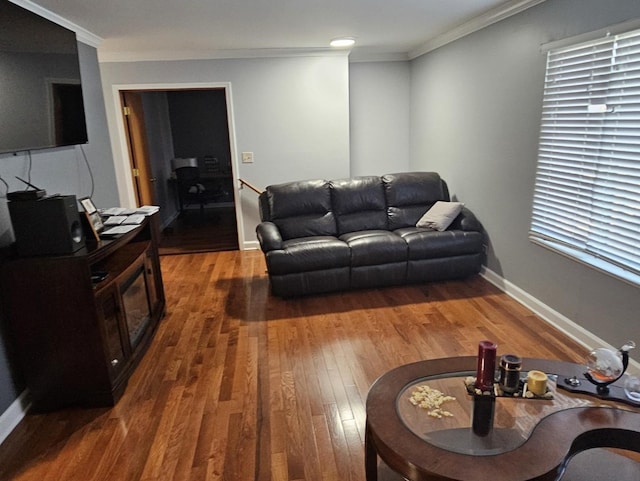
[0,249,611,481]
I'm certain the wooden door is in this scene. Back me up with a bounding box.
[121,91,156,207]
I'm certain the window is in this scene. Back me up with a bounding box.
[530,27,640,285]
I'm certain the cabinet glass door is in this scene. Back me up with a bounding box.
[96,287,126,380]
[121,265,151,349]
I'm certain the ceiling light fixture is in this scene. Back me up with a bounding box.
[330,37,356,48]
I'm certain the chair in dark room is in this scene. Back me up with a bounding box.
[171,157,221,220]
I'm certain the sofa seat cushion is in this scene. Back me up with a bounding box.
[265,236,350,275]
[396,228,483,259]
[339,230,408,266]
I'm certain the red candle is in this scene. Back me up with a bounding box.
[475,340,497,391]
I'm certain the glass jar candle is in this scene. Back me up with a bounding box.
[498,354,522,393]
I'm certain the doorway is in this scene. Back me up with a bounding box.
[119,85,240,255]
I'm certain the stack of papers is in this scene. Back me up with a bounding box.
[100,207,135,216]
[101,205,160,216]
[101,225,139,236]
[99,205,160,236]
[136,205,160,215]
[103,214,146,226]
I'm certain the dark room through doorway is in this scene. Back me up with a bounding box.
[121,88,239,255]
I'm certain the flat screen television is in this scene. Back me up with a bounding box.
[0,0,88,154]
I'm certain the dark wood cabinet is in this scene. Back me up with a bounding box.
[0,214,165,412]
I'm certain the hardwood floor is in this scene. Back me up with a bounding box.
[0,250,598,480]
[158,206,239,255]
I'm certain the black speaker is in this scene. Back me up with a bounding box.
[9,195,86,256]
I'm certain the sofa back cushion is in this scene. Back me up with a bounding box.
[262,179,337,240]
[383,172,450,230]
[331,176,388,235]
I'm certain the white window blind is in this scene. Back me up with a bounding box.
[530,27,640,283]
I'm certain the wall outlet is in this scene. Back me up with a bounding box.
[242,152,254,163]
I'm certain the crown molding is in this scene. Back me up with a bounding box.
[98,47,350,63]
[408,0,547,59]
[349,51,410,63]
[10,0,103,47]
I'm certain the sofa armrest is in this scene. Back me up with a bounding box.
[256,221,283,252]
[450,207,482,232]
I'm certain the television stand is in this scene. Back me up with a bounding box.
[0,213,166,412]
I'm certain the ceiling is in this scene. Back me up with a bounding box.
[22,0,545,62]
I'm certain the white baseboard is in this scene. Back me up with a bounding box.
[480,267,639,375]
[242,240,260,251]
[0,390,30,446]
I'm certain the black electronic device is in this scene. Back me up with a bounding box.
[0,1,88,154]
[8,195,86,256]
[6,176,47,201]
[7,190,47,201]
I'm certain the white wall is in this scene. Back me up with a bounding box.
[349,61,411,176]
[99,54,351,247]
[410,0,640,348]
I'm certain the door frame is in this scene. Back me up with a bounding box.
[120,91,156,207]
[110,81,245,249]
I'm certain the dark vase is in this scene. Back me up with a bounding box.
[472,395,495,437]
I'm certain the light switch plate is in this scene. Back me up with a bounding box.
[242,152,254,163]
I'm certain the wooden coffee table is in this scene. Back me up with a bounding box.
[365,357,640,481]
